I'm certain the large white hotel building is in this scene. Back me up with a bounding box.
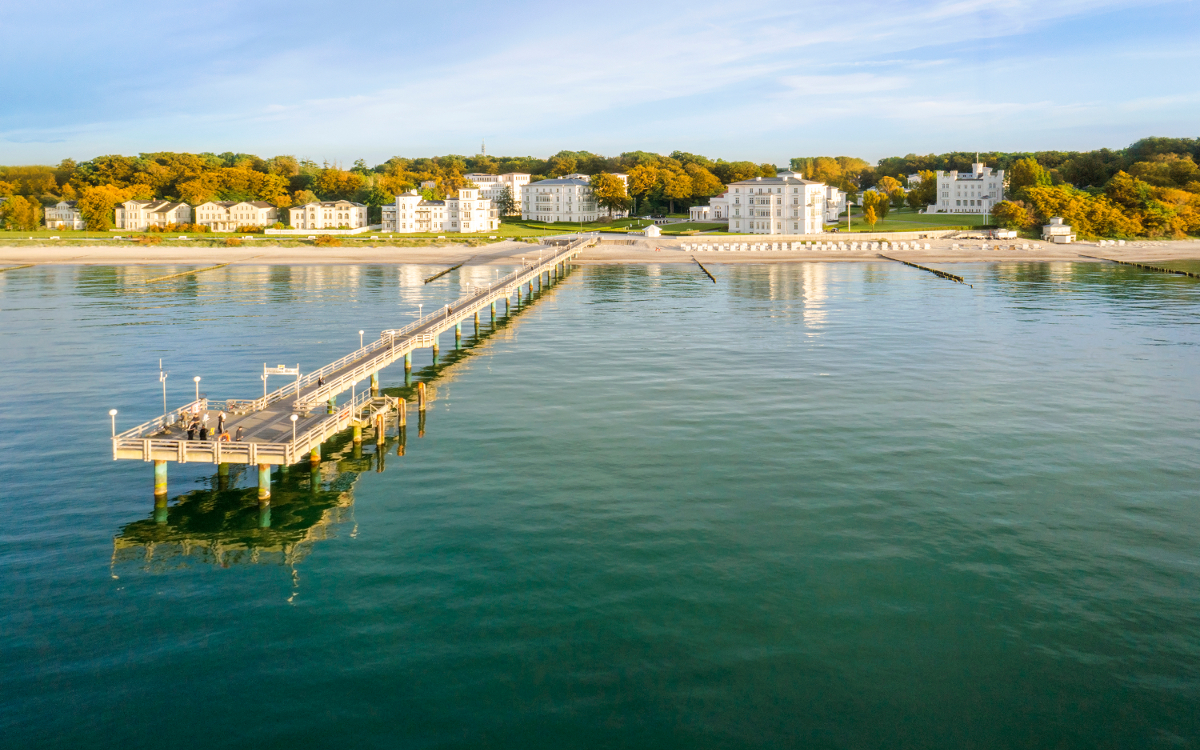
[926,162,1005,214]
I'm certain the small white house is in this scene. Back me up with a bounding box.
[1042,217,1075,244]
[45,200,85,230]
[639,224,662,238]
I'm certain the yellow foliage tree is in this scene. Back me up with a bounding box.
[863,205,878,227]
[77,184,138,231]
[1,195,43,230]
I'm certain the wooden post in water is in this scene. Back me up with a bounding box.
[397,398,406,426]
[432,336,439,361]
[455,322,462,347]
[352,424,362,444]
[474,311,480,332]
[370,372,379,396]
[257,463,271,501]
[327,395,336,414]
[217,461,229,491]
[417,381,427,411]
[397,426,406,456]
[490,302,496,322]
[310,447,320,464]
[154,460,168,499]
[404,352,411,374]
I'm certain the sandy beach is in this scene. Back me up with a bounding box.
[2,236,1199,267]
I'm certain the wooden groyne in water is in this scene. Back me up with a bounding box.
[880,254,971,287]
[1077,255,1200,278]
[424,262,465,284]
[692,256,716,283]
[144,257,259,284]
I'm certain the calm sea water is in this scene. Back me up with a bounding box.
[1,261,1198,749]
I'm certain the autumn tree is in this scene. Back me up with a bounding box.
[590,173,630,217]
[991,200,1036,230]
[876,175,905,207]
[0,195,43,230]
[860,190,890,221]
[313,168,365,200]
[77,184,135,231]
[863,205,878,227]
[684,164,724,201]
[660,168,694,214]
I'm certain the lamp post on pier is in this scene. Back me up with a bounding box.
[290,413,298,445]
[193,375,201,401]
[109,409,118,437]
[359,330,364,349]
[159,370,168,420]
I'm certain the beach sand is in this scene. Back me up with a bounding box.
[2,237,1199,267]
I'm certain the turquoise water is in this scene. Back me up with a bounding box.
[1,261,1198,748]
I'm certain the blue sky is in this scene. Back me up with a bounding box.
[1,0,1196,165]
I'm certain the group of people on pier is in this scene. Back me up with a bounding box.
[178,409,242,443]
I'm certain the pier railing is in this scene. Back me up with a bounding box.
[114,397,209,442]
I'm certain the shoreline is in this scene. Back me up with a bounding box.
[2,237,1199,266]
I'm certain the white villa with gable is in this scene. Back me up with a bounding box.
[115,200,192,230]
[45,200,84,230]
[288,200,368,230]
[194,200,279,232]
[726,171,827,235]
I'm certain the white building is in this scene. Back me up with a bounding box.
[115,200,192,230]
[726,172,827,235]
[907,173,923,185]
[45,200,84,230]
[381,187,498,233]
[823,185,847,223]
[288,200,368,230]
[927,162,1005,214]
[463,173,531,214]
[521,177,605,223]
[1042,217,1075,244]
[690,190,731,223]
[194,200,279,232]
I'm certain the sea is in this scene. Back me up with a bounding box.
[1,260,1198,748]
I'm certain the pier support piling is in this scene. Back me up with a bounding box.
[474,311,480,332]
[217,461,229,491]
[404,352,411,373]
[398,398,407,426]
[370,372,379,396]
[490,302,496,322]
[417,382,427,411]
[257,463,271,502]
[153,460,168,499]
[353,424,362,444]
[397,426,406,456]
[310,447,320,465]
[455,323,462,347]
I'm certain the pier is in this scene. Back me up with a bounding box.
[111,238,593,498]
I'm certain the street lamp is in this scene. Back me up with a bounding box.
[261,373,268,399]
[418,303,423,321]
[352,380,358,404]
[193,375,201,401]
[159,370,168,420]
[290,413,298,445]
[359,330,364,349]
[109,409,118,437]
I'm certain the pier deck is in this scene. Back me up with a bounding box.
[112,239,591,471]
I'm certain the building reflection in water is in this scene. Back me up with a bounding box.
[726,263,833,331]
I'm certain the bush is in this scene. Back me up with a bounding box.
[314,235,342,247]
[135,234,162,245]
[236,225,264,233]
[272,222,285,230]
[225,238,242,247]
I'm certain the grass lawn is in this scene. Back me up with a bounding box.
[827,207,988,233]
[660,222,728,235]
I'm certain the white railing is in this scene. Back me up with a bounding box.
[114,397,208,441]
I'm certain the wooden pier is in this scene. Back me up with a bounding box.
[111,239,593,497]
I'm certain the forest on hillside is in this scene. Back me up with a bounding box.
[1,137,1197,237]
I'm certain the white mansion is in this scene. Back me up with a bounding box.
[724,172,829,235]
[690,172,844,232]
[381,186,498,233]
[463,173,531,212]
[520,174,629,223]
[194,200,279,232]
[115,199,192,230]
[926,162,1005,214]
[45,200,85,230]
[287,200,368,230]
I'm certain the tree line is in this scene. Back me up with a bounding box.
[1,138,1198,236]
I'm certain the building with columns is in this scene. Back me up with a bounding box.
[926,162,1005,214]
[726,172,827,235]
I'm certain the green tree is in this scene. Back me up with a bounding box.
[1007,158,1052,201]
[906,170,937,210]
[861,190,890,220]
[313,168,365,200]
[991,200,1036,230]
[494,185,518,217]
[590,173,630,217]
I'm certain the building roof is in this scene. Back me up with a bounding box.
[526,177,589,187]
[294,201,366,208]
[729,174,823,187]
[200,200,276,208]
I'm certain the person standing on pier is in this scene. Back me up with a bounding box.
[199,424,208,440]
[216,411,226,434]
[187,420,196,441]
[235,426,243,442]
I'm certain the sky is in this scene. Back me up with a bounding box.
[1,0,1197,166]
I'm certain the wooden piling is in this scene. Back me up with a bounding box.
[692,256,717,283]
[154,460,168,498]
[1078,254,1200,278]
[353,424,362,444]
[398,398,407,426]
[417,381,427,411]
[879,254,971,286]
[423,262,463,284]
